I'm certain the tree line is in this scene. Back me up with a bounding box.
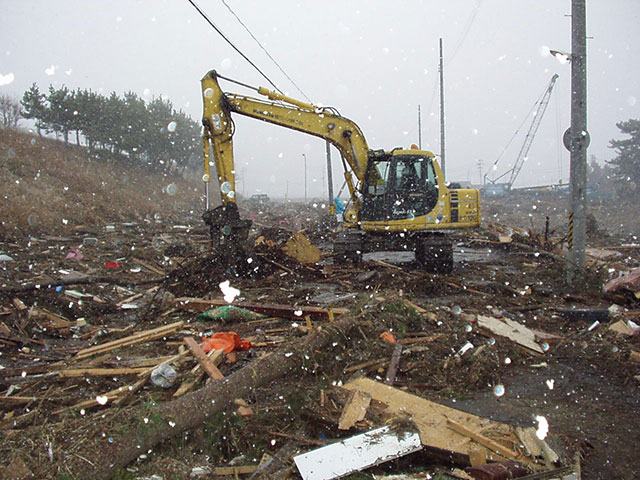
[18,84,202,172]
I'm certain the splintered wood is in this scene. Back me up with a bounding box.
[343,378,524,464]
[476,315,544,354]
[338,390,372,430]
[183,337,224,380]
[74,321,184,359]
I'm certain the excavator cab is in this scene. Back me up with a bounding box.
[361,151,439,222]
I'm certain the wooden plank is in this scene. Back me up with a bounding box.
[515,426,543,457]
[0,396,36,405]
[384,343,403,385]
[338,390,371,430]
[213,466,259,475]
[59,367,148,377]
[132,257,165,276]
[402,299,428,315]
[477,315,544,354]
[446,418,517,459]
[175,297,348,321]
[54,385,130,414]
[75,321,184,359]
[115,292,143,308]
[183,337,224,380]
[173,349,225,397]
[397,334,442,345]
[343,378,522,462]
[0,361,65,378]
[344,358,388,373]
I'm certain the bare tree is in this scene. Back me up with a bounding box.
[0,94,23,129]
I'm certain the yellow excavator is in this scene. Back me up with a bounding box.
[200,70,480,272]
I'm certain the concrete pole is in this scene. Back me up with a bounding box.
[418,105,422,149]
[566,0,588,284]
[439,38,446,178]
[326,141,334,206]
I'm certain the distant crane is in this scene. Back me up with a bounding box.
[484,74,559,193]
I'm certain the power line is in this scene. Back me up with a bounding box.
[219,0,312,102]
[447,0,481,65]
[186,0,282,93]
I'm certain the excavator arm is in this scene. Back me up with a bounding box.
[201,70,370,214]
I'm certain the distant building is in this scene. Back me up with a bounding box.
[249,193,270,204]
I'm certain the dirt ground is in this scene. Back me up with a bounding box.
[0,130,639,480]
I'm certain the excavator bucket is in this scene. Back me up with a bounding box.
[282,232,322,264]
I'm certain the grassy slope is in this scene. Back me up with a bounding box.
[0,128,204,240]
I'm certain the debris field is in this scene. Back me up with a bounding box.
[0,196,639,480]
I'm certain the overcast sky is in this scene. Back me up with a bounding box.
[2,0,639,199]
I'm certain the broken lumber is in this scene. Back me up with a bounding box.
[59,367,148,377]
[213,466,259,476]
[183,337,224,380]
[74,321,184,359]
[175,297,348,321]
[338,390,371,430]
[55,314,361,479]
[476,315,544,354]
[0,396,37,406]
[384,343,403,385]
[446,418,517,459]
[343,378,525,463]
[132,257,166,276]
[173,349,225,397]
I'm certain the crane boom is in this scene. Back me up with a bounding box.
[507,74,559,187]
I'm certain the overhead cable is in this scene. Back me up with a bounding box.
[220,0,312,102]
[447,0,481,65]
[186,0,283,93]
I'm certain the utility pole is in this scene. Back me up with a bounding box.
[326,141,334,208]
[439,38,446,178]
[477,159,484,185]
[302,153,307,202]
[566,0,588,284]
[418,105,422,149]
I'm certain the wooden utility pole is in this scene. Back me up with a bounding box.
[439,38,446,178]
[566,0,588,284]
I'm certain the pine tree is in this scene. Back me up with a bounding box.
[20,83,46,135]
[608,118,640,197]
[47,85,75,143]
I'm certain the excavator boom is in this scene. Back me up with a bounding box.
[202,70,368,211]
